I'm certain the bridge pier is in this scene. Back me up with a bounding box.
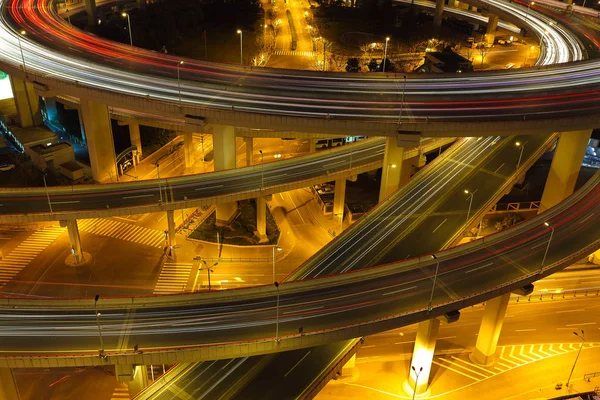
[167,210,176,257]
[256,196,267,241]
[245,137,254,166]
[485,15,499,46]
[212,125,238,225]
[333,178,346,234]
[129,119,142,162]
[434,0,444,27]
[79,99,117,182]
[116,364,148,398]
[470,292,510,366]
[84,0,96,26]
[405,318,440,396]
[0,368,20,400]
[309,139,316,153]
[184,131,194,170]
[60,219,89,266]
[539,130,591,213]
[10,76,41,128]
[379,137,405,202]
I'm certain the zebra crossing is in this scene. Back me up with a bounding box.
[0,226,65,287]
[274,50,316,57]
[153,262,194,294]
[110,383,129,400]
[432,342,600,383]
[78,218,165,248]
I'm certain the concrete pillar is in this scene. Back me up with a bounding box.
[539,130,591,213]
[0,368,20,400]
[212,125,238,224]
[406,318,440,396]
[184,131,194,169]
[79,99,117,182]
[85,0,96,26]
[471,293,510,366]
[10,76,41,128]
[309,139,316,153]
[77,107,87,145]
[167,210,176,250]
[116,364,148,398]
[65,220,82,264]
[434,0,444,27]
[256,196,267,239]
[485,15,499,46]
[129,119,142,161]
[379,137,405,202]
[333,178,346,231]
[43,97,58,122]
[245,137,254,166]
[341,354,356,376]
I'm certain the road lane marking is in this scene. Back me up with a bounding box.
[465,262,493,274]
[284,350,311,377]
[515,329,536,332]
[566,322,596,327]
[383,285,417,296]
[283,306,323,315]
[579,212,595,225]
[556,309,585,313]
[51,200,80,204]
[432,218,447,233]
[122,194,154,199]
[433,359,480,380]
[194,185,224,191]
[494,163,505,173]
[394,340,415,345]
[530,241,548,250]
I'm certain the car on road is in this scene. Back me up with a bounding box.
[0,163,15,171]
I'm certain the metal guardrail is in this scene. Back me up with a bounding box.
[514,288,600,303]
[584,371,600,381]
[489,201,541,213]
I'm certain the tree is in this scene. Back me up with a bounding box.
[368,58,379,72]
[346,58,360,72]
[476,43,491,67]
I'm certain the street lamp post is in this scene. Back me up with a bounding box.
[121,13,133,46]
[200,260,217,290]
[274,281,280,343]
[272,245,282,283]
[322,39,327,71]
[411,366,423,400]
[464,189,474,225]
[540,222,555,274]
[17,30,27,75]
[259,149,265,190]
[42,173,53,214]
[428,254,440,311]
[200,135,206,172]
[94,295,105,356]
[176,61,184,106]
[566,330,585,389]
[236,29,243,65]
[382,37,390,72]
[515,141,526,169]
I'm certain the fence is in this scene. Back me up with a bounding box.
[488,201,540,214]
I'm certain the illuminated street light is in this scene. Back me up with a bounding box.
[42,173,53,214]
[515,141,526,169]
[237,29,243,65]
[428,254,440,311]
[566,330,585,389]
[411,366,423,400]
[94,294,105,357]
[272,245,282,283]
[382,37,390,72]
[121,12,133,46]
[274,281,281,343]
[17,30,27,75]
[176,60,184,106]
[199,259,217,290]
[464,189,474,226]
[540,222,554,274]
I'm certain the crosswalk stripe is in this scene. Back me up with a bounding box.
[274,50,316,57]
[433,359,480,380]
[110,384,129,399]
[153,262,194,294]
[78,218,164,248]
[0,227,65,287]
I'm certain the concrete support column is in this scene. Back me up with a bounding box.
[539,130,591,212]
[406,318,440,396]
[184,131,194,169]
[212,125,238,224]
[10,76,41,128]
[245,137,254,166]
[167,210,176,250]
[333,178,346,232]
[116,364,148,398]
[434,0,444,27]
[129,119,142,162]
[341,354,356,377]
[471,293,510,366]
[43,97,58,122]
[85,0,96,26]
[379,137,405,202]
[256,196,267,240]
[79,99,117,182]
[309,139,316,153]
[66,220,82,263]
[485,15,499,46]
[0,368,20,400]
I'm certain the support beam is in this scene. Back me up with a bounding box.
[10,76,41,128]
[0,368,20,400]
[79,99,117,182]
[184,131,194,169]
[256,196,267,240]
[212,125,238,224]
[485,15,499,46]
[115,364,148,398]
[434,0,444,27]
[406,318,440,396]
[129,119,142,162]
[379,137,405,202]
[333,178,346,233]
[245,137,254,166]
[85,0,96,26]
[539,130,591,212]
[471,292,510,366]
